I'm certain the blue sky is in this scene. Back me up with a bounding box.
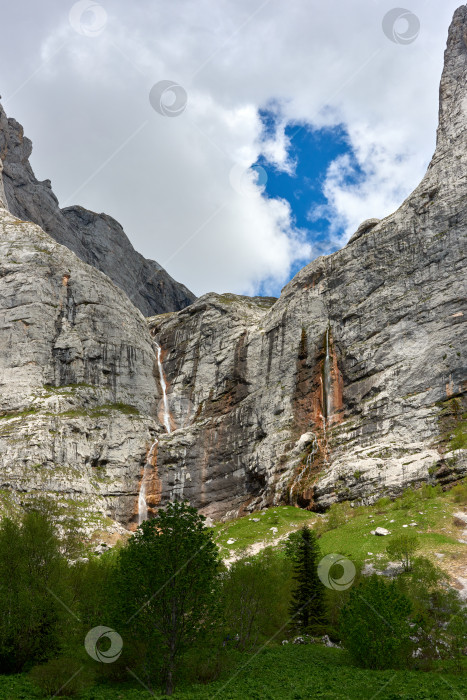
[255,111,360,296]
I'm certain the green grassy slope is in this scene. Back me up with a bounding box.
[214,484,467,590]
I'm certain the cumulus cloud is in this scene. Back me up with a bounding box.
[0,0,461,296]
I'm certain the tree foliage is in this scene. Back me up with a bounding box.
[222,549,293,649]
[386,534,420,572]
[395,556,467,668]
[288,526,327,636]
[339,574,412,669]
[112,501,220,695]
[0,512,68,672]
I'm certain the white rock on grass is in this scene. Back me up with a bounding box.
[374,527,390,536]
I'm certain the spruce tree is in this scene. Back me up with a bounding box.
[289,526,327,636]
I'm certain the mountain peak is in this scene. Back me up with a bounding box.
[435,4,467,159]
[0,102,195,316]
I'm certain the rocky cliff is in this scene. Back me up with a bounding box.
[144,6,467,519]
[0,201,162,535]
[0,7,465,535]
[0,104,195,316]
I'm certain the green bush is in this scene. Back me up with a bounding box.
[29,658,94,697]
[339,575,412,669]
[386,534,420,572]
[396,557,466,668]
[449,479,467,505]
[374,496,391,511]
[222,548,293,649]
[399,488,419,510]
[451,422,467,451]
[181,644,236,685]
[419,483,443,500]
[316,502,354,534]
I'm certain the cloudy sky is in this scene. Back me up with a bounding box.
[0,0,461,297]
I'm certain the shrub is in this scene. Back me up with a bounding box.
[374,496,391,511]
[446,608,467,672]
[396,557,466,668]
[419,483,442,500]
[399,488,419,510]
[181,643,235,685]
[29,658,94,697]
[449,479,467,505]
[316,502,354,534]
[451,422,467,451]
[386,534,420,572]
[222,548,293,649]
[339,575,412,669]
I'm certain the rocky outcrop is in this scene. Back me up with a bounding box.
[0,159,6,210]
[143,6,467,518]
[0,202,162,534]
[0,104,195,316]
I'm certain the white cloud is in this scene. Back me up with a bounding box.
[0,0,461,296]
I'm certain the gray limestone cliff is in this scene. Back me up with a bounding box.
[144,6,467,519]
[0,7,465,534]
[0,192,162,534]
[0,104,195,316]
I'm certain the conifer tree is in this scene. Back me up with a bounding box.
[289,526,327,635]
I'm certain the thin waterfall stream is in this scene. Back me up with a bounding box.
[289,432,318,504]
[138,340,172,524]
[289,327,333,504]
[322,327,332,434]
[138,439,158,525]
[155,341,172,434]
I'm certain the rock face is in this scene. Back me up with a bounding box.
[0,7,465,531]
[143,7,467,519]
[0,200,162,533]
[0,104,195,316]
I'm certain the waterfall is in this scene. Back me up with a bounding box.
[154,341,172,435]
[289,432,318,504]
[322,327,332,430]
[138,438,159,525]
[138,341,173,524]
